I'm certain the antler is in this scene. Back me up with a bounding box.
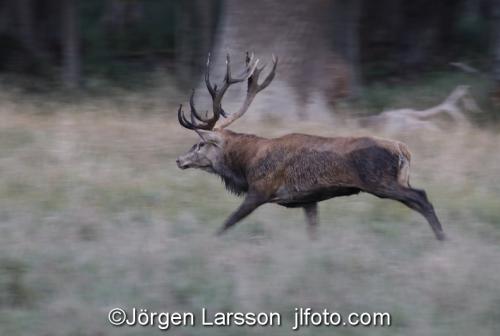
[217,53,278,129]
[178,52,258,132]
[207,53,259,120]
[177,89,217,130]
[178,52,276,132]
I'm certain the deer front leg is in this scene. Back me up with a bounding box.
[303,203,318,240]
[216,193,266,235]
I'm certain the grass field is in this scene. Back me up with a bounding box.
[0,83,500,336]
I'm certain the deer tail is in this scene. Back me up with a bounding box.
[397,142,412,187]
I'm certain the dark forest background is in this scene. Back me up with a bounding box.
[0,0,499,117]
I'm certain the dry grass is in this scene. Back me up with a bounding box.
[0,86,500,336]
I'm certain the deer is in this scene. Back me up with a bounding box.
[176,52,445,240]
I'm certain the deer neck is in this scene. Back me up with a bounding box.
[213,131,263,196]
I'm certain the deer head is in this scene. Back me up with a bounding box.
[176,52,278,172]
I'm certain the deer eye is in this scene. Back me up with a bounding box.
[198,143,206,148]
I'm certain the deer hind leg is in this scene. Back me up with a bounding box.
[303,203,318,240]
[372,185,445,241]
[401,188,445,241]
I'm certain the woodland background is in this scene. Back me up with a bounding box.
[1,0,500,118]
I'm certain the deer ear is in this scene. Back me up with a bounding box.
[196,130,223,146]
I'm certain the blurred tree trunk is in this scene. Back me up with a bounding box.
[15,0,37,53]
[12,0,49,67]
[175,0,218,88]
[102,0,145,35]
[331,0,361,97]
[61,0,81,89]
[398,2,440,69]
[208,0,360,120]
[362,0,462,80]
[492,0,500,96]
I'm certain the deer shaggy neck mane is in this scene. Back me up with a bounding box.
[213,130,262,196]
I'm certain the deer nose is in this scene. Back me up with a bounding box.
[176,158,188,169]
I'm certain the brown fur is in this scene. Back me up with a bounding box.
[220,130,407,199]
[181,129,445,240]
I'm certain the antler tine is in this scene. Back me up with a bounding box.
[178,104,205,130]
[188,108,210,140]
[210,53,258,121]
[178,104,195,130]
[254,54,278,93]
[205,53,216,99]
[224,53,259,87]
[178,90,218,131]
[233,52,257,81]
[220,53,258,117]
[189,89,209,122]
[225,54,232,82]
[246,52,254,65]
[217,54,278,129]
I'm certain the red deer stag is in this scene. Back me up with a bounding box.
[176,53,445,240]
